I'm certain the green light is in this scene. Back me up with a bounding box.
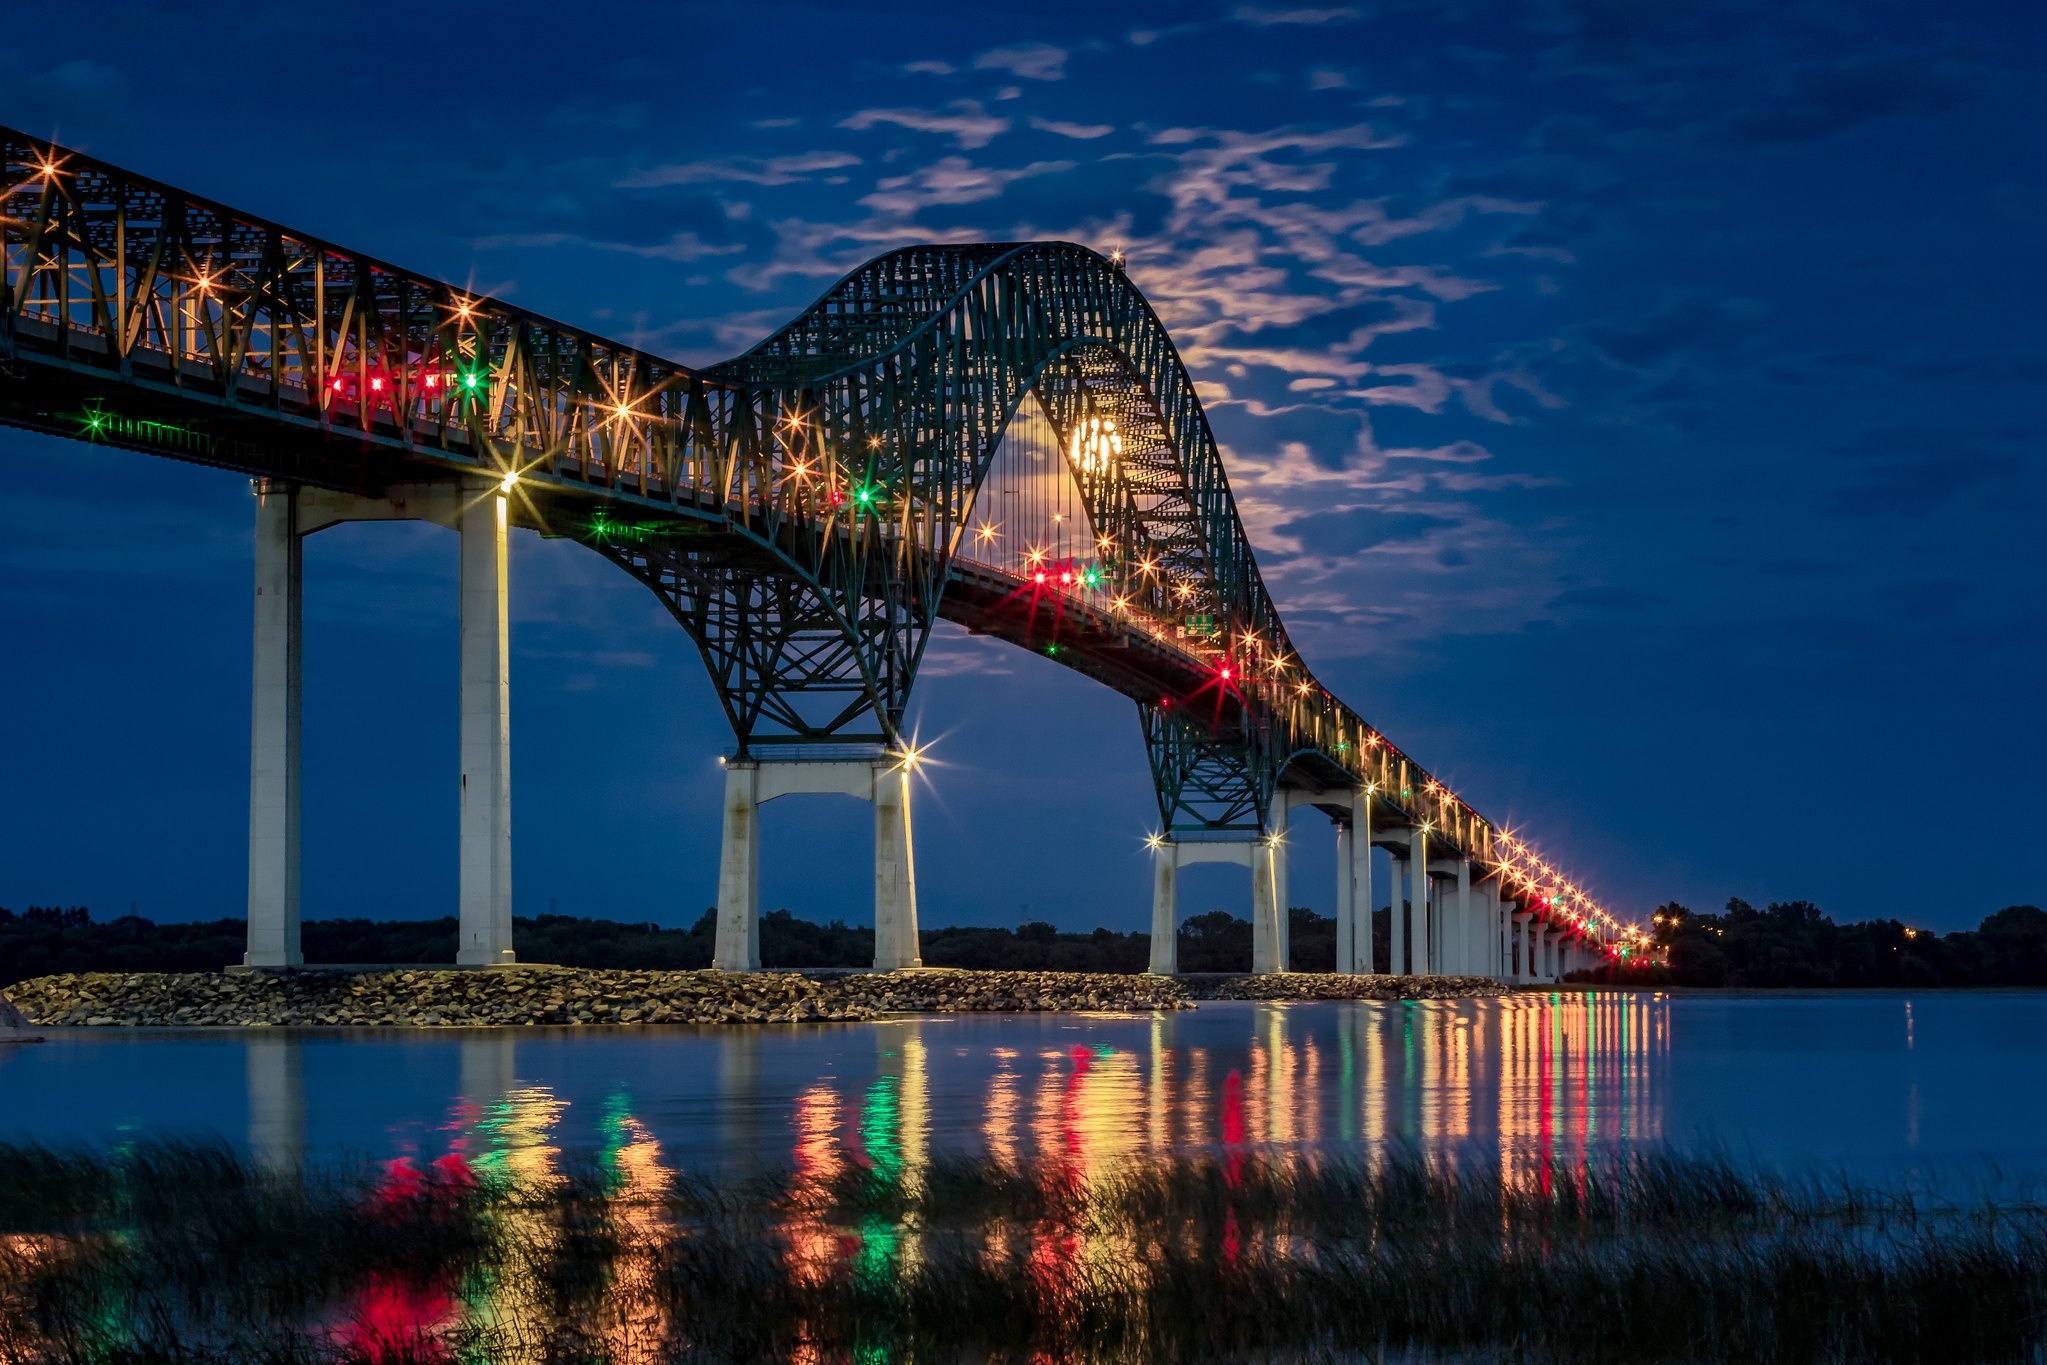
[1046,644,1059,655]
[855,485,876,505]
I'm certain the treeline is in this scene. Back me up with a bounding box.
[0,905,1362,986]
[1583,900,2047,988]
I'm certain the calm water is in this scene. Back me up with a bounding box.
[6,991,2047,1184]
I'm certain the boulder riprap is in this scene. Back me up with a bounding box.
[1186,972,1509,1001]
[1,967,1192,1027]
[1,966,1508,1027]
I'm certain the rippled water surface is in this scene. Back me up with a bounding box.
[6,991,2047,1181]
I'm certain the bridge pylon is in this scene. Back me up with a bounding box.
[242,475,514,969]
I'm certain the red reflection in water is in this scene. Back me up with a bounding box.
[1537,1014,1554,1198]
[1220,1068,1247,1265]
[333,1151,473,1361]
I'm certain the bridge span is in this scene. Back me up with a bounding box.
[0,129,1642,982]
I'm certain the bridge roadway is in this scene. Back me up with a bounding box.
[0,128,1634,982]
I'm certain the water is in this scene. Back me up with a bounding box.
[6,991,2047,1185]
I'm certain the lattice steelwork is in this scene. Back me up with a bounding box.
[0,129,1637,953]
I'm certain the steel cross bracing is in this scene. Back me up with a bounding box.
[0,129,1632,954]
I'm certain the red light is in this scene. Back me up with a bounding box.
[1060,572,1072,585]
[1034,572,1046,584]
[331,379,345,392]
[370,378,384,392]
[1219,666,1232,680]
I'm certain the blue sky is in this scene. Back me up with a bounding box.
[2,0,2041,935]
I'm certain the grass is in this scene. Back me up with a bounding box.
[0,1142,2043,1363]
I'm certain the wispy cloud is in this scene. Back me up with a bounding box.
[860,156,1075,215]
[619,151,860,188]
[1030,116,1115,140]
[839,100,1012,149]
[1232,6,1360,25]
[973,42,1069,81]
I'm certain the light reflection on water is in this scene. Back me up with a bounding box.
[12,991,2047,1184]
[256,995,1662,1185]
[8,994,2047,1363]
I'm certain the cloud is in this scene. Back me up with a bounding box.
[619,151,861,188]
[973,42,1069,82]
[1029,116,1115,140]
[1279,508,1459,556]
[904,60,955,76]
[860,156,1076,216]
[839,100,1012,149]
[1232,6,1359,24]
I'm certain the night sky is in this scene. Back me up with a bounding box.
[2,1,2040,937]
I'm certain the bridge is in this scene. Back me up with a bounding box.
[0,128,1641,983]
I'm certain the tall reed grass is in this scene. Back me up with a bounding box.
[0,1141,2040,1363]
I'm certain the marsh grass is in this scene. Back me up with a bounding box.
[0,1142,2042,1363]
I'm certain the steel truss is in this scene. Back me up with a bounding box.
[0,128,1633,948]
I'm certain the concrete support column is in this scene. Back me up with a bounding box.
[246,481,303,968]
[1251,838,1282,973]
[1511,911,1532,983]
[457,482,514,965]
[1149,840,1179,975]
[1410,828,1431,975]
[1352,791,1374,975]
[1270,801,1290,971]
[1498,892,1514,978]
[1389,854,1408,975]
[1455,859,1473,977]
[714,761,761,971]
[873,763,922,969]
[1333,823,1354,975]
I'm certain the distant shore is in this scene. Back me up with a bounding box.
[2,966,1508,1028]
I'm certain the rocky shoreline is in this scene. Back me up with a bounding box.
[2,966,1507,1029]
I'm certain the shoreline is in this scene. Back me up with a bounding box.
[2,966,1507,1028]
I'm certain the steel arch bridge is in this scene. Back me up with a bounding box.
[0,128,1639,968]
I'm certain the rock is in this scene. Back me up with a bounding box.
[0,965,1506,1031]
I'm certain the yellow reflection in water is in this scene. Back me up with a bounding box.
[598,1108,674,1365]
[457,1039,566,1365]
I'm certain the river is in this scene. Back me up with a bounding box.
[6,990,2047,1186]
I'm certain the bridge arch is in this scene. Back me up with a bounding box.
[660,242,1294,834]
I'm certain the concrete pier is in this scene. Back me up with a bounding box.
[713,754,923,973]
[1149,838,1266,975]
[1349,788,1373,974]
[457,480,514,966]
[245,481,303,968]
[1149,840,1180,974]
[1409,828,1431,976]
[1252,837,1283,974]
[1333,823,1354,975]
[244,478,509,969]
[1389,852,1408,974]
